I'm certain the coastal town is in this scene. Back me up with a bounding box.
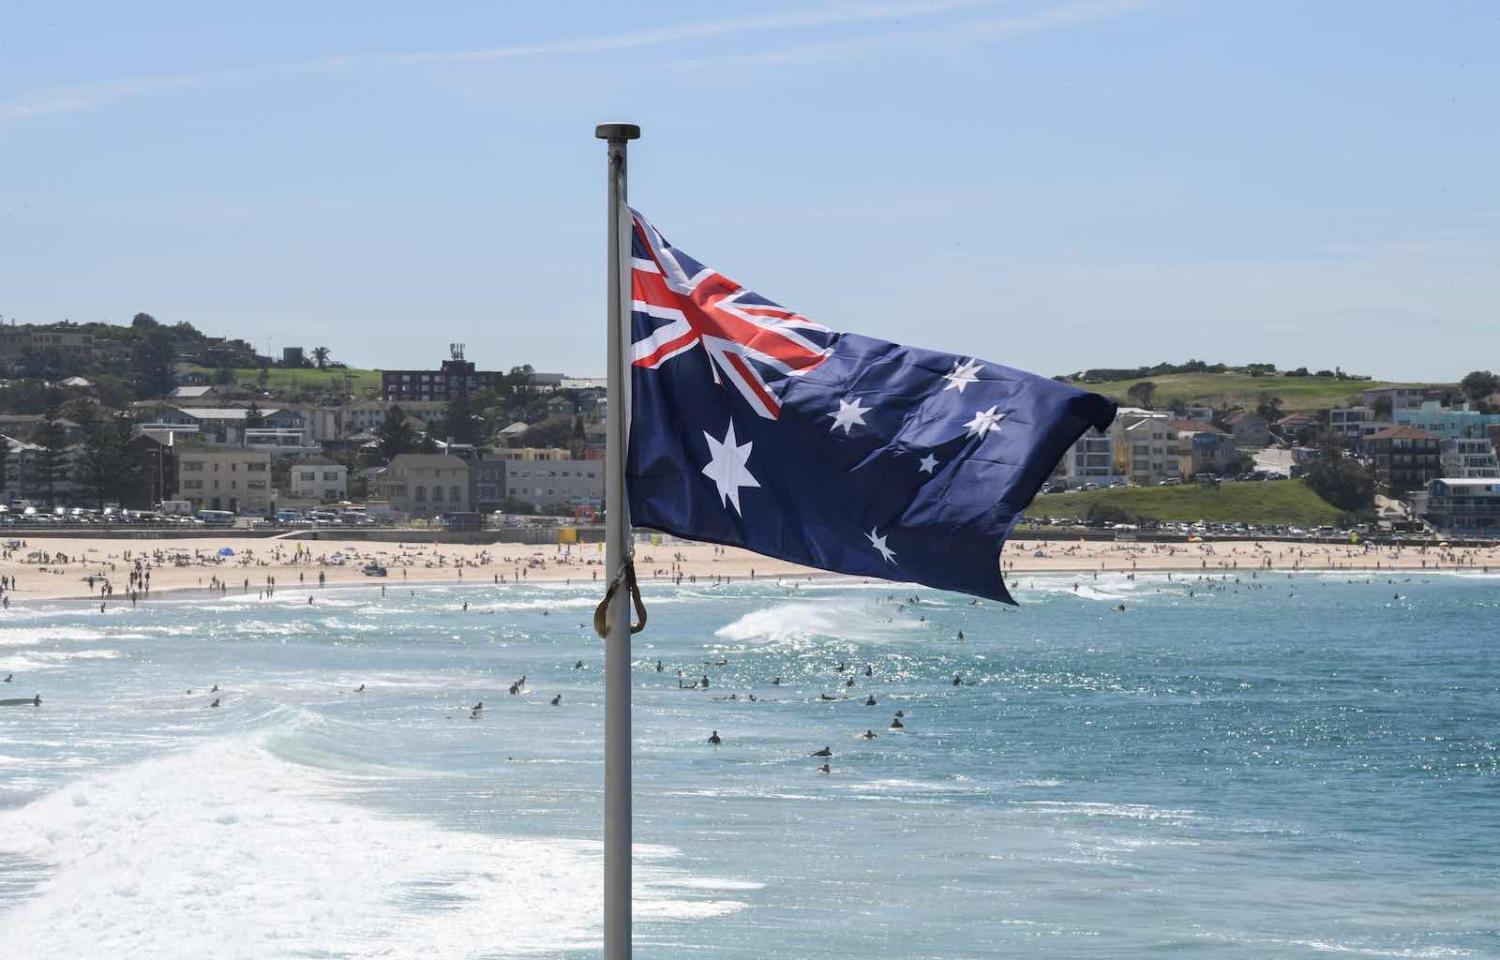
[0,318,1494,540]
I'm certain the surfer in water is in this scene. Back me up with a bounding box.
[816,763,831,774]
[708,730,721,746]
[209,698,220,708]
[354,684,365,693]
[3,673,10,683]
[861,729,878,739]
[551,694,561,706]
[865,694,877,706]
[890,716,904,729]
[812,746,833,758]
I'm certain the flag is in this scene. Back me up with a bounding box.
[626,210,1116,602]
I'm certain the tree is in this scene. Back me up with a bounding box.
[1305,447,1375,514]
[33,406,70,508]
[130,326,177,399]
[442,392,482,445]
[376,405,420,461]
[311,346,331,370]
[74,409,137,509]
[244,401,267,429]
[1124,381,1158,409]
[1255,392,1284,423]
[1460,370,1499,404]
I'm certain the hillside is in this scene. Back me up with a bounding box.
[1070,372,1443,414]
[1028,480,1344,526]
[186,366,384,398]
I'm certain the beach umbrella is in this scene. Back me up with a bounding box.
[217,547,235,556]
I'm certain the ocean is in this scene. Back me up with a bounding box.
[1,570,1497,958]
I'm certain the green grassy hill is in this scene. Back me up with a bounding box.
[186,366,383,398]
[1028,479,1343,526]
[1071,372,1443,414]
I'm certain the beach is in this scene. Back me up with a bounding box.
[1,532,1497,604]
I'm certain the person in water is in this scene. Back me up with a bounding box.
[861,729,877,739]
[3,673,11,683]
[209,698,220,708]
[864,694,877,706]
[708,730,721,746]
[33,694,41,707]
[889,717,904,729]
[354,684,365,693]
[816,763,831,774]
[812,746,833,757]
[551,694,561,706]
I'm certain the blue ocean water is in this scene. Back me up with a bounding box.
[1,571,1497,958]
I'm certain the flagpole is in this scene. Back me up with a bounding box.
[596,120,640,960]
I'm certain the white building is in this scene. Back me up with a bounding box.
[376,453,471,519]
[1440,438,1500,479]
[289,456,349,502]
[1051,427,1124,488]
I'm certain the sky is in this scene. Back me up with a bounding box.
[0,1,1495,381]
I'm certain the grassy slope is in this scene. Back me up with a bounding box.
[1072,372,1445,414]
[1029,479,1344,525]
[187,366,384,397]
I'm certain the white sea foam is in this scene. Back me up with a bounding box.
[0,648,122,672]
[0,732,746,959]
[714,599,925,647]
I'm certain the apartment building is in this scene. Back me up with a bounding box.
[176,447,273,514]
[376,454,471,519]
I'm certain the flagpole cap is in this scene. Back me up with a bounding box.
[595,122,641,141]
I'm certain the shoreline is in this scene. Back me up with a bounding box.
[0,534,1495,607]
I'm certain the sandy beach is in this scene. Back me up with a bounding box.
[0,533,1496,606]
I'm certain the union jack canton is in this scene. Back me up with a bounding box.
[626,209,1116,602]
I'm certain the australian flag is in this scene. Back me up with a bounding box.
[626,210,1116,603]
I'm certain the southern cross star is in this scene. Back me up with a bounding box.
[701,419,759,516]
[942,357,985,393]
[964,405,1005,438]
[918,453,939,474]
[866,528,897,564]
[828,396,871,436]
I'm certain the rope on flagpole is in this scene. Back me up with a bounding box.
[594,559,647,638]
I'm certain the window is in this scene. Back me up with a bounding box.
[248,462,267,472]
[247,480,265,490]
[183,479,202,490]
[184,461,204,472]
[432,487,445,502]
[450,486,461,502]
[300,471,315,481]
[414,485,426,501]
[323,471,338,481]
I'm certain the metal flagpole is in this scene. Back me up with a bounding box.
[596,120,640,960]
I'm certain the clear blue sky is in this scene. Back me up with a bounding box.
[1,1,1495,381]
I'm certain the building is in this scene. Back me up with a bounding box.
[1050,427,1123,488]
[376,453,471,519]
[1414,478,1500,534]
[1327,406,1393,451]
[1115,414,1179,486]
[382,345,501,402]
[1364,425,1442,493]
[176,446,273,514]
[1170,420,1240,476]
[1224,411,1270,448]
[1440,437,1500,479]
[1275,413,1321,441]
[288,456,348,502]
[476,456,603,512]
[1393,401,1500,441]
[1361,386,1442,412]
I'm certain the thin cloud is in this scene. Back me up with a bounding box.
[674,0,1151,70]
[393,0,1005,63]
[0,0,1144,122]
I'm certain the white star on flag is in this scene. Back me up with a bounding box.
[964,405,1005,438]
[701,419,759,516]
[866,528,897,564]
[828,396,871,436]
[918,453,939,474]
[942,357,985,393]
